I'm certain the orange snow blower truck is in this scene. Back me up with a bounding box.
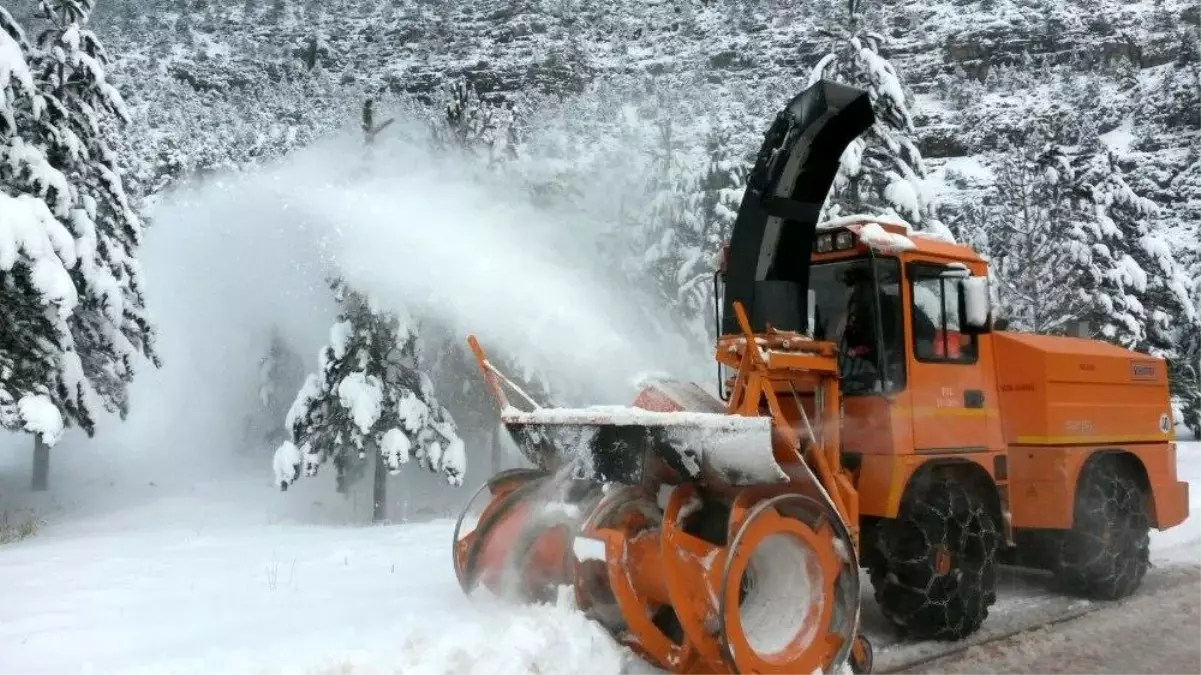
[451,79,1190,675]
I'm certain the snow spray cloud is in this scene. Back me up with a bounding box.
[72,172,340,475]
[0,87,719,504]
[243,120,710,406]
[0,162,342,503]
[76,104,693,445]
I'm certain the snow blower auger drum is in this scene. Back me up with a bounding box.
[454,325,869,673]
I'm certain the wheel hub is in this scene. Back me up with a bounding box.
[934,545,953,576]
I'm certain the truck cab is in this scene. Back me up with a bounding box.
[803,218,1005,517]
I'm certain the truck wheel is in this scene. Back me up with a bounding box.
[1053,457,1149,600]
[868,476,1000,641]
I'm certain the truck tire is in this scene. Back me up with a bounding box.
[1053,457,1150,600]
[868,476,1001,641]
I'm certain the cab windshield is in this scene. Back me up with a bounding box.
[810,256,905,395]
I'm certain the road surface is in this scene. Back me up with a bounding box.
[896,563,1201,674]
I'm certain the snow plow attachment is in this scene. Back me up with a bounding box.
[455,323,868,673]
[452,79,876,674]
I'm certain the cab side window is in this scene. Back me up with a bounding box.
[911,273,978,363]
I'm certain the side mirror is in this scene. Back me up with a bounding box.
[961,276,992,334]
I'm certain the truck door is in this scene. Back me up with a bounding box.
[906,264,995,452]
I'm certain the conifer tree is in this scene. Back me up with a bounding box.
[245,326,305,452]
[629,81,779,348]
[1127,41,1201,407]
[978,126,1197,359]
[273,279,465,521]
[1066,141,1196,352]
[673,118,749,343]
[808,0,948,236]
[0,2,157,461]
[638,111,701,315]
[429,78,518,169]
[976,133,1081,334]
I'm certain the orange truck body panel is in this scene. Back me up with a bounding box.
[991,332,1174,447]
[989,331,1189,530]
[1007,443,1189,530]
[825,222,1188,534]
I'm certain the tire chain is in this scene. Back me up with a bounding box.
[870,479,1001,641]
[1055,461,1150,600]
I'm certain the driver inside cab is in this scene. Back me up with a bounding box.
[839,269,902,367]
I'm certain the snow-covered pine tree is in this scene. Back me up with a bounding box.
[273,278,465,521]
[976,133,1083,335]
[1172,180,1201,438]
[664,113,753,346]
[244,325,306,452]
[429,78,517,169]
[967,111,1198,373]
[1126,40,1201,427]
[626,80,785,348]
[0,3,157,456]
[0,8,79,447]
[637,107,702,318]
[36,0,160,420]
[808,0,949,237]
[1174,321,1201,439]
[1066,140,1197,353]
[685,121,748,335]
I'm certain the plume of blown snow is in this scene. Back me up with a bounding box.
[242,123,708,405]
[0,102,712,522]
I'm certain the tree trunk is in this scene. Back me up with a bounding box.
[31,436,49,491]
[372,450,387,523]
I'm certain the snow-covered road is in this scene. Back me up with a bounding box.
[1,442,1198,675]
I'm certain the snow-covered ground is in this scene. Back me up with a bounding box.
[1,440,1197,675]
[1150,438,1201,561]
[0,486,643,675]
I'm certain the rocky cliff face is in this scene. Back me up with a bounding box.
[92,0,1198,193]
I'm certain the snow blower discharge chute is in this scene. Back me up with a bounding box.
[453,79,876,675]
